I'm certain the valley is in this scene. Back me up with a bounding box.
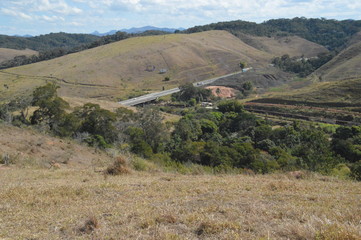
[1,17,361,239]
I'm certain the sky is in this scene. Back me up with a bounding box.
[0,0,361,36]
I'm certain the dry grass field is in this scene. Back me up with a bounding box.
[313,41,361,82]
[255,78,361,106]
[0,48,37,63]
[1,166,360,239]
[0,30,328,101]
[0,125,361,240]
[237,34,328,58]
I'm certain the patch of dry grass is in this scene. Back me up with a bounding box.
[0,48,38,63]
[0,167,360,239]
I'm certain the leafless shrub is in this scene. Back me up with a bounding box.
[105,156,131,175]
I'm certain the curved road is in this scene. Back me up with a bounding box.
[119,71,243,106]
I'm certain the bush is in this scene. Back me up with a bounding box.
[105,157,131,175]
[85,135,111,149]
[132,157,158,172]
[330,163,351,180]
[350,161,361,181]
[251,153,280,174]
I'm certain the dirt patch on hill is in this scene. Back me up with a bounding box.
[206,86,237,98]
[0,124,112,169]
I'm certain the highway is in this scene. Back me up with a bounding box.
[118,71,243,106]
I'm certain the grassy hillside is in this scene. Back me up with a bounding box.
[0,124,113,168]
[0,121,360,240]
[0,48,37,63]
[312,40,361,82]
[0,30,326,100]
[251,78,361,109]
[236,33,328,58]
[1,168,360,240]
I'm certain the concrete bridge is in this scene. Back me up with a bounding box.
[118,71,243,106]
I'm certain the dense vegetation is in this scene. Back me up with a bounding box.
[272,52,334,77]
[0,32,99,51]
[1,84,360,180]
[171,83,213,105]
[185,17,361,50]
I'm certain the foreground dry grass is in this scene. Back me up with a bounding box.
[1,167,360,239]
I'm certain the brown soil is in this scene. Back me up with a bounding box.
[206,86,237,98]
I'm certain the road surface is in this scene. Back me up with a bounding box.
[118,71,243,106]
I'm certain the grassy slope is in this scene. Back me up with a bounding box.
[0,48,38,63]
[1,166,360,239]
[0,125,113,168]
[274,79,361,105]
[312,40,361,82]
[237,33,328,58]
[0,124,360,239]
[0,30,327,101]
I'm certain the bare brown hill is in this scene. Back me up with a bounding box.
[0,48,37,63]
[0,30,327,101]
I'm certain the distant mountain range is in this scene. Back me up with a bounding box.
[91,26,185,36]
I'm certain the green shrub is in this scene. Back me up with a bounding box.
[350,161,361,181]
[330,163,351,180]
[251,153,280,174]
[132,157,158,172]
[86,135,111,149]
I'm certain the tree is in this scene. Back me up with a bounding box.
[76,103,117,143]
[135,107,169,153]
[239,61,247,69]
[126,126,153,158]
[217,100,244,114]
[172,83,212,103]
[30,83,69,129]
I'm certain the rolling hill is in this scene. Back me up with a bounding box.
[0,33,99,51]
[0,30,327,101]
[311,36,361,82]
[0,48,37,63]
[236,33,328,58]
[252,78,361,107]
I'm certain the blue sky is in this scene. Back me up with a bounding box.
[0,0,360,36]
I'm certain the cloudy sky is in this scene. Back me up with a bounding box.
[1,0,361,36]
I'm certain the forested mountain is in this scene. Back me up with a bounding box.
[185,18,361,50]
[0,32,100,51]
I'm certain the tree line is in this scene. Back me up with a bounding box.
[272,52,334,77]
[185,17,361,51]
[0,83,360,180]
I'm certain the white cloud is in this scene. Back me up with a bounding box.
[38,15,65,22]
[1,8,33,20]
[33,0,83,15]
[1,0,361,35]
